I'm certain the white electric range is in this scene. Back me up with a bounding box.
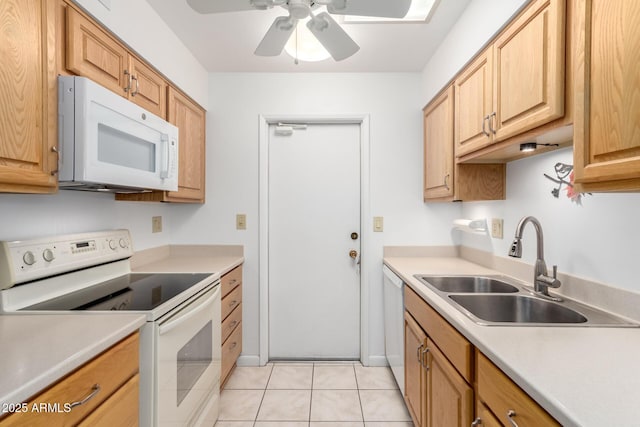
[0,230,221,426]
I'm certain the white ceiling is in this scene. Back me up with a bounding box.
[145,0,472,72]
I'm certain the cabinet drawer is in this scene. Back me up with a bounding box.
[222,303,242,344]
[221,266,242,298]
[221,321,242,385]
[0,332,139,427]
[77,374,139,427]
[222,283,242,321]
[405,286,473,382]
[477,352,559,427]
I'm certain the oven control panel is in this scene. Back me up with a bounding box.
[0,230,133,290]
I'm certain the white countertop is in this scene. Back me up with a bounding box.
[384,256,640,427]
[0,314,145,409]
[130,245,244,276]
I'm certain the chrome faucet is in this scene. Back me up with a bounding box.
[509,216,562,301]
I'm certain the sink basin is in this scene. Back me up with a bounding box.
[415,275,519,293]
[449,294,588,324]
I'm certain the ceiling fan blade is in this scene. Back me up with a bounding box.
[255,16,296,56]
[327,0,412,18]
[186,0,257,14]
[307,12,359,61]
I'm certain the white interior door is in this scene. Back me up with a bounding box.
[268,122,361,360]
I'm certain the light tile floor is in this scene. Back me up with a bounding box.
[215,362,413,427]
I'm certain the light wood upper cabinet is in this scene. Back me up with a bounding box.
[424,87,505,202]
[0,0,58,194]
[573,0,640,191]
[492,0,566,142]
[453,0,567,162]
[65,5,167,118]
[166,87,206,202]
[424,87,455,201]
[66,7,128,95]
[455,49,494,157]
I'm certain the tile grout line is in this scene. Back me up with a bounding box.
[253,364,275,426]
[309,363,315,426]
[354,363,366,425]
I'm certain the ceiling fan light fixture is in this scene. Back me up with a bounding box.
[284,17,332,62]
[343,0,438,23]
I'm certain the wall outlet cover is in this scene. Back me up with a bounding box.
[236,214,247,230]
[152,216,162,233]
[491,218,503,239]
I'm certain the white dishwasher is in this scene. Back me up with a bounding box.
[383,265,404,394]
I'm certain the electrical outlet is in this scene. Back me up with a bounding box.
[491,218,503,239]
[373,216,384,232]
[152,216,162,233]
[236,214,247,230]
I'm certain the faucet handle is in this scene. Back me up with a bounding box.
[552,265,558,279]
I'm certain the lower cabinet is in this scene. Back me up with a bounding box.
[404,287,474,427]
[475,352,560,427]
[0,332,139,427]
[404,285,561,427]
[220,265,243,388]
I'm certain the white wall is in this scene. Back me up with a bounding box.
[168,72,461,362]
[462,148,640,293]
[0,0,209,249]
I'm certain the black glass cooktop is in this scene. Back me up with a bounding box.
[23,273,213,311]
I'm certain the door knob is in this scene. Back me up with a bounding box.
[349,250,358,259]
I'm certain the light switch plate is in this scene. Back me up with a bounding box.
[373,216,384,232]
[236,214,247,230]
[152,216,162,233]
[491,218,503,239]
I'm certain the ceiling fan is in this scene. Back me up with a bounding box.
[186,0,412,61]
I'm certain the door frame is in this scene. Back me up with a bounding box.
[259,113,371,366]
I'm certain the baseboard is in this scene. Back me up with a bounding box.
[236,355,261,367]
[366,355,389,367]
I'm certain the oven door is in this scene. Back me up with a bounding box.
[156,285,221,426]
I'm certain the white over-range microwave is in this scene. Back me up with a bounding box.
[58,76,179,193]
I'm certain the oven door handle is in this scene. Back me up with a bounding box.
[159,285,220,336]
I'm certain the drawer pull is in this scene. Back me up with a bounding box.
[506,410,519,427]
[229,279,237,285]
[416,344,423,361]
[471,418,482,426]
[69,384,101,410]
[229,320,238,329]
[230,341,238,350]
[229,300,238,307]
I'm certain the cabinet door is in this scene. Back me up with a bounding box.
[0,0,57,193]
[426,339,473,427]
[66,7,128,95]
[492,0,565,142]
[455,49,494,157]
[423,86,454,201]
[129,56,167,119]
[573,0,640,190]
[475,401,503,427]
[166,87,206,202]
[404,312,427,427]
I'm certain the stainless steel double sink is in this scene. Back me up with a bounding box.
[414,275,637,327]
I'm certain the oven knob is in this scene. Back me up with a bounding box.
[109,239,117,250]
[119,238,128,248]
[23,251,36,266]
[42,249,55,262]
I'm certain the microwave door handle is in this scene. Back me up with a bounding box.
[160,134,170,179]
